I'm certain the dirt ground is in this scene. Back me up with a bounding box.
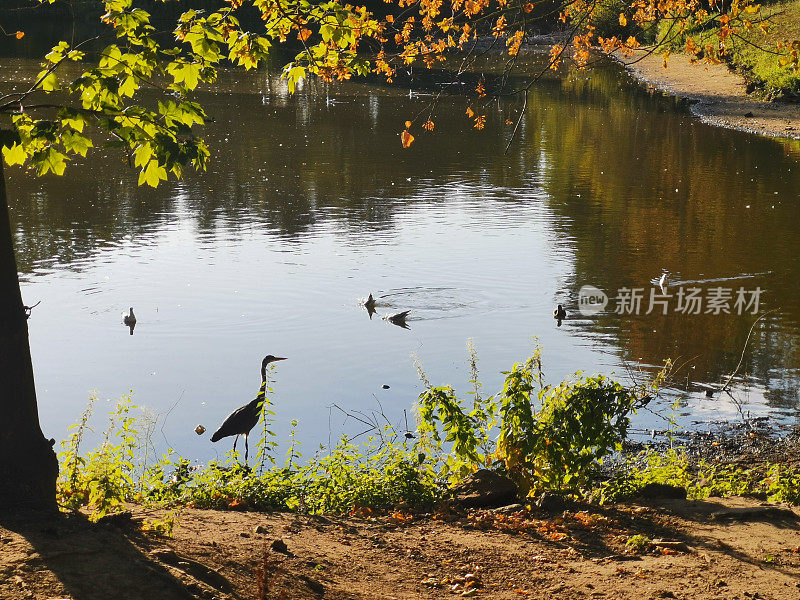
[616,50,800,140]
[2,496,800,600]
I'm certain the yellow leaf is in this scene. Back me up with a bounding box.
[619,13,627,27]
[405,120,412,129]
[15,31,24,40]
[400,129,415,148]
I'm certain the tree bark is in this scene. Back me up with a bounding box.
[0,158,58,511]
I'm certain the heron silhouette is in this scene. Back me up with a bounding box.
[211,355,286,461]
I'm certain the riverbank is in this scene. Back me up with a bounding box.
[616,50,800,140]
[3,495,800,600]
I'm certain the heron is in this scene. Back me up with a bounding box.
[553,305,566,320]
[211,355,287,462]
[123,307,136,335]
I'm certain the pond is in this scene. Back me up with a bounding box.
[4,51,800,462]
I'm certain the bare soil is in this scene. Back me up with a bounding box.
[616,51,800,140]
[3,496,800,600]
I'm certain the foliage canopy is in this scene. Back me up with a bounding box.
[2,0,797,183]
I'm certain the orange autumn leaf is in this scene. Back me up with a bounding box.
[15,31,25,39]
[386,14,394,23]
[405,120,412,128]
[298,28,312,42]
[401,129,415,148]
[619,13,627,27]
[505,119,513,125]
[465,106,474,118]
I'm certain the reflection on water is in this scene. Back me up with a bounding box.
[4,53,800,458]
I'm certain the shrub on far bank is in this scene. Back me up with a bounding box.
[655,0,800,100]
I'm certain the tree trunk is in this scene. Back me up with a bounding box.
[0,158,58,511]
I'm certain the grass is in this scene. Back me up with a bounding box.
[53,348,800,533]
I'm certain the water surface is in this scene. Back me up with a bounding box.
[4,54,800,459]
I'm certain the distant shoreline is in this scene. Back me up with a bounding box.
[615,50,800,141]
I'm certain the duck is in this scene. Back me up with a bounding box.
[123,307,136,326]
[553,304,566,320]
[386,310,410,328]
[123,307,136,335]
[363,293,377,318]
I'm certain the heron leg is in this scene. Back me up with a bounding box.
[244,434,249,463]
[233,434,239,456]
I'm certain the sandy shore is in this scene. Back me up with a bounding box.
[3,496,800,599]
[616,50,800,140]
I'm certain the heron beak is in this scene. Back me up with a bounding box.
[274,357,287,361]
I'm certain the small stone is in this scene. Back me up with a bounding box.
[254,525,267,534]
[239,532,250,538]
[271,539,290,554]
[744,111,754,118]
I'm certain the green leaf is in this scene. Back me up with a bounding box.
[285,65,306,94]
[2,143,27,165]
[119,76,137,97]
[61,131,93,157]
[166,61,202,90]
[39,72,60,92]
[60,112,87,133]
[133,143,153,168]
[35,148,68,176]
[138,160,167,187]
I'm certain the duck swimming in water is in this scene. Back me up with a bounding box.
[122,307,136,335]
[363,293,377,318]
[553,305,566,320]
[386,310,410,328]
